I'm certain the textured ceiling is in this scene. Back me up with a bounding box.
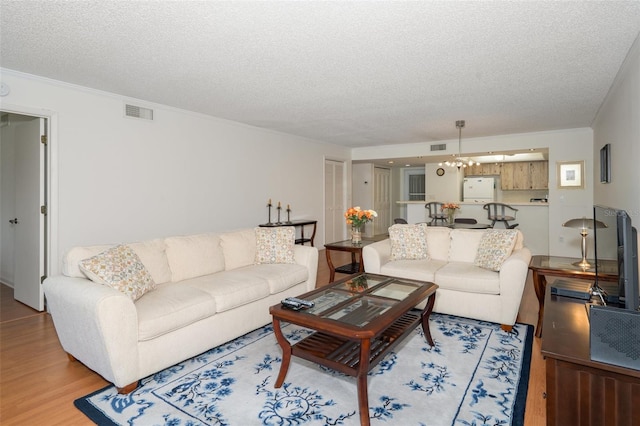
[1,1,640,148]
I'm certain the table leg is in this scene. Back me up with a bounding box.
[272,318,291,388]
[421,293,436,346]
[357,338,371,426]
[325,249,336,283]
[532,270,547,338]
[358,251,364,273]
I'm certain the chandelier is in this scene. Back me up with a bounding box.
[439,120,479,169]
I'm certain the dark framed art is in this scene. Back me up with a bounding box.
[600,143,611,183]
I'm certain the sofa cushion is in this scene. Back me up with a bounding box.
[220,229,257,270]
[425,227,452,261]
[435,262,500,294]
[449,229,484,263]
[380,259,447,283]
[165,233,225,282]
[388,223,429,260]
[135,282,217,341]
[78,244,157,301]
[474,229,518,271]
[254,227,296,264]
[128,239,172,284]
[241,263,309,294]
[184,270,270,313]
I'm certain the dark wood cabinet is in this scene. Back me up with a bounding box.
[541,292,640,425]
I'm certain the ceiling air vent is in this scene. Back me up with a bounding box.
[124,104,153,121]
[430,143,446,151]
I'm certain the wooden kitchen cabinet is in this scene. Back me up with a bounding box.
[464,164,483,176]
[464,163,501,176]
[500,163,516,189]
[529,161,548,190]
[500,161,548,190]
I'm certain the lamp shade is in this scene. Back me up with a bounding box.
[562,217,607,230]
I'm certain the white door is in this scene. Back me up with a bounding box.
[324,160,346,244]
[13,116,46,311]
[373,167,391,235]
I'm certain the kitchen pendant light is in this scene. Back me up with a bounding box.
[439,120,479,169]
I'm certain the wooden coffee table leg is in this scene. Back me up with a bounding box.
[272,318,291,388]
[357,338,371,426]
[532,270,547,338]
[421,293,436,346]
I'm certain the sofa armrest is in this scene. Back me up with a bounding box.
[498,247,533,325]
[42,276,139,387]
[294,245,319,291]
[362,239,392,274]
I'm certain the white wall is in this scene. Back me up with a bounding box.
[592,33,640,278]
[351,163,374,237]
[0,70,351,275]
[425,163,460,202]
[354,128,594,256]
[593,33,640,218]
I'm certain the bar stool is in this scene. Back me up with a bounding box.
[425,202,447,225]
[483,203,518,228]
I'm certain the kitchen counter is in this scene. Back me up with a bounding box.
[397,201,548,255]
[396,201,548,206]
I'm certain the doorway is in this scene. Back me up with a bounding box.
[324,159,346,244]
[0,111,49,311]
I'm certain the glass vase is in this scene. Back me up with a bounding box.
[351,224,363,245]
[447,210,455,225]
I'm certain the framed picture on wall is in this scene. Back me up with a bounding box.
[557,160,584,189]
[600,144,611,183]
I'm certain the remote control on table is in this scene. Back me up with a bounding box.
[284,297,314,308]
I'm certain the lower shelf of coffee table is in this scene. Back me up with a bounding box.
[291,310,422,376]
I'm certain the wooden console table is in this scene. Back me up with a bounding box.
[528,255,617,338]
[541,291,640,425]
[259,219,317,246]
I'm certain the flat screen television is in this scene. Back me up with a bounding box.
[593,205,640,311]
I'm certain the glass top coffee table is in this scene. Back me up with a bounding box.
[269,273,438,426]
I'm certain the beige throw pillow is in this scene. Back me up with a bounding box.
[254,227,296,264]
[79,244,156,301]
[389,223,429,260]
[474,229,518,271]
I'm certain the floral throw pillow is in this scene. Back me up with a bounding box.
[78,244,156,301]
[254,227,296,264]
[474,229,519,271]
[389,223,429,260]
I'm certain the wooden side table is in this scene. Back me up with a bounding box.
[324,239,375,283]
[528,255,618,338]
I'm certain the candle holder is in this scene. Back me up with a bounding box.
[266,201,273,225]
[286,206,292,224]
[276,204,282,225]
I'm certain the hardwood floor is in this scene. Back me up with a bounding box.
[0,250,546,425]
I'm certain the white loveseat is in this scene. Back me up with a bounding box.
[362,225,531,330]
[43,228,318,393]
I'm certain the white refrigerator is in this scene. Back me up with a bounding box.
[463,177,496,203]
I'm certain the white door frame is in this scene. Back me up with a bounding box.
[1,103,58,304]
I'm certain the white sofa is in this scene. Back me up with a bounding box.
[42,228,318,393]
[362,226,531,330]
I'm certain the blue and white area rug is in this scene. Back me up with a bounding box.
[75,313,533,425]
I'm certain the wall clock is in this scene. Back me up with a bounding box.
[436,167,445,176]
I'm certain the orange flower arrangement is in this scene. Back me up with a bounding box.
[344,206,378,227]
[441,203,460,211]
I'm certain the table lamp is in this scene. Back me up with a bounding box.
[562,217,607,269]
